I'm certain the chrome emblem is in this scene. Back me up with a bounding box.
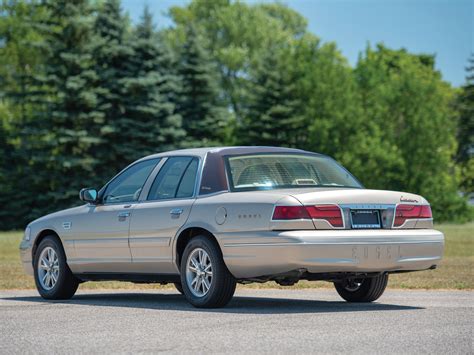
[400,196,418,203]
[62,222,72,230]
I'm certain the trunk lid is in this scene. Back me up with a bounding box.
[289,188,427,206]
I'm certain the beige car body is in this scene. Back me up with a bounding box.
[20,147,444,283]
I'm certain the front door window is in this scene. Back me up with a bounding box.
[103,159,160,204]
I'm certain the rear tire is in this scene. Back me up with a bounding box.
[33,236,79,300]
[180,235,236,308]
[334,274,388,302]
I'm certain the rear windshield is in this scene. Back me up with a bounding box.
[225,154,362,191]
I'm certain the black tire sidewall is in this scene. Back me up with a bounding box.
[334,274,388,302]
[33,236,77,299]
[180,236,235,307]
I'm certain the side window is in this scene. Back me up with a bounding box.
[176,158,199,198]
[147,157,198,200]
[103,159,160,204]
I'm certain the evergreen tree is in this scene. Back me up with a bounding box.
[0,122,15,229]
[238,47,305,147]
[0,0,49,227]
[177,25,228,147]
[118,6,183,164]
[0,0,47,126]
[456,55,474,193]
[92,0,133,181]
[30,0,102,214]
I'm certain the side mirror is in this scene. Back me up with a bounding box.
[79,188,98,204]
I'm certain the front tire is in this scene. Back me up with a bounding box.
[180,235,236,308]
[334,274,388,302]
[33,236,79,300]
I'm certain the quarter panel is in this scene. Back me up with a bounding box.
[183,191,298,260]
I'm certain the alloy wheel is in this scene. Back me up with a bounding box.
[37,247,59,290]
[185,248,213,297]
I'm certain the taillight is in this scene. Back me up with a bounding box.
[272,206,310,220]
[305,205,344,228]
[393,204,432,227]
[272,204,343,228]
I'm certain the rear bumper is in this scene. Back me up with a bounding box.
[219,229,444,279]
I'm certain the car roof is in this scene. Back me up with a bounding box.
[139,146,316,161]
[134,146,329,196]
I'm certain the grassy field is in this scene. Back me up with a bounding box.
[0,223,472,290]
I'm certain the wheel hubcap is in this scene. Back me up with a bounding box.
[186,248,213,297]
[38,247,59,291]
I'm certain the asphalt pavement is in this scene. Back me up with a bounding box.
[0,288,472,354]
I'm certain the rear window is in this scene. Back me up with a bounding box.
[225,154,362,191]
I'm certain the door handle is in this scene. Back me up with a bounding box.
[170,208,184,218]
[118,211,130,221]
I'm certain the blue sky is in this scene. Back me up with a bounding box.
[121,0,473,87]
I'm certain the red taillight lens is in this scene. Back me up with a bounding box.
[272,206,310,220]
[305,204,344,228]
[393,204,432,227]
[272,204,343,228]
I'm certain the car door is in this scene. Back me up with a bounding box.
[72,158,160,273]
[128,156,199,273]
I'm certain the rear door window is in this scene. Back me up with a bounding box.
[147,157,199,200]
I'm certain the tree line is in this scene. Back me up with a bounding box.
[0,0,472,229]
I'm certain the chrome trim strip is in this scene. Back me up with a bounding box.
[223,241,444,247]
[397,256,442,262]
[339,204,395,209]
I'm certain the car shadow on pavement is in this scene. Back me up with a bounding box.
[2,292,423,314]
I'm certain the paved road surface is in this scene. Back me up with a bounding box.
[1,289,472,354]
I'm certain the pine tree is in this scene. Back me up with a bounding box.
[118,6,184,164]
[0,0,49,228]
[0,122,15,229]
[177,25,228,147]
[30,0,103,213]
[0,0,48,126]
[238,47,305,147]
[92,0,134,181]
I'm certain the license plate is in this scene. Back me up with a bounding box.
[351,209,381,229]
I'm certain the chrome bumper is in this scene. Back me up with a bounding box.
[219,229,444,279]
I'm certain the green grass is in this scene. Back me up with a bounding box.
[0,223,472,290]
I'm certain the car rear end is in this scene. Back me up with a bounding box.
[222,201,443,279]
[218,152,444,281]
